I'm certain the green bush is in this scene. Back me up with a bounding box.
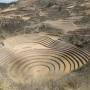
[40,0,55,7]
[74,15,90,25]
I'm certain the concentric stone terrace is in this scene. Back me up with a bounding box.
[0,34,90,84]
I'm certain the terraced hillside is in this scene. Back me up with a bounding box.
[0,34,89,90]
[0,0,90,90]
